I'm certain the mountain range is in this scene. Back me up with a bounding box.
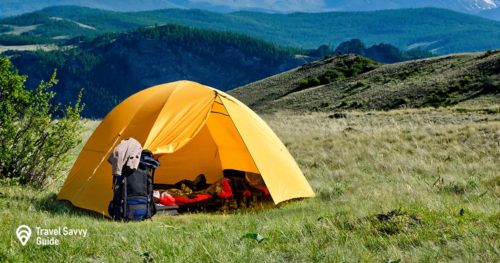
[322,0,500,15]
[4,20,433,118]
[1,2,499,119]
[1,6,500,54]
[1,0,499,20]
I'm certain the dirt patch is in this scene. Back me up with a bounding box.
[0,44,58,53]
[0,24,39,35]
[372,210,422,235]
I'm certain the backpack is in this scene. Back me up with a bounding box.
[109,150,160,221]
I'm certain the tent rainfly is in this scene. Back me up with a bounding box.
[58,81,315,216]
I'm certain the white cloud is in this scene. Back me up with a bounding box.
[188,0,328,12]
[481,0,498,8]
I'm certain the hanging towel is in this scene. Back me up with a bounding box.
[107,138,142,176]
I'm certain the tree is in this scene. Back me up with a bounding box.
[0,56,84,187]
[335,39,366,56]
[365,43,402,63]
[308,44,333,58]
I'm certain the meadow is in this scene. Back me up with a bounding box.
[0,106,498,262]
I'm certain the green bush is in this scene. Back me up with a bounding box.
[323,69,345,82]
[298,77,322,89]
[481,50,494,58]
[481,77,499,94]
[309,77,321,87]
[300,57,378,91]
[298,78,310,89]
[424,89,454,107]
[0,57,84,187]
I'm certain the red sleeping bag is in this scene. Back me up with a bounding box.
[173,194,212,204]
[158,194,175,206]
[158,179,233,206]
[159,194,211,205]
[217,178,233,198]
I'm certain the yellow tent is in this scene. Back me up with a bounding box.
[58,81,314,216]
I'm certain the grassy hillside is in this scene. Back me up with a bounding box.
[1,107,499,261]
[1,6,500,54]
[6,24,305,117]
[230,51,500,112]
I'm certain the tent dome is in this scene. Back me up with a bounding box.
[58,81,314,216]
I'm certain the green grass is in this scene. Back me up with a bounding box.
[1,108,499,262]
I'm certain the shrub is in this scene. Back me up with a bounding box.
[309,77,321,87]
[481,77,499,94]
[298,77,322,89]
[338,101,347,107]
[424,89,456,107]
[0,57,84,187]
[319,101,330,108]
[297,57,377,90]
[323,69,345,82]
[298,78,310,89]
[349,101,362,108]
[384,98,409,109]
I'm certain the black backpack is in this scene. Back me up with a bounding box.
[109,150,160,221]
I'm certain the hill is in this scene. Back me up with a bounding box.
[7,24,306,117]
[230,51,500,112]
[1,6,500,54]
[0,0,181,17]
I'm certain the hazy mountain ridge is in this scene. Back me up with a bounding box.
[323,0,499,13]
[0,0,181,17]
[1,6,499,54]
[1,0,500,20]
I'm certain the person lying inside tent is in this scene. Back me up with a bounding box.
[222,170,271,208]
[155,175,232,206]
[153,170,271,211]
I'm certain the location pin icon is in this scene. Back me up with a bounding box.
[16,225,32,246]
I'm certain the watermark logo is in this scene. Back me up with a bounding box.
[15,225,88,246]
[16,225,32,246]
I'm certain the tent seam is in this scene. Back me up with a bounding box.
[149,89,217,155]
[217,95,275,202]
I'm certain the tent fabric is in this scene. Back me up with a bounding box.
[58,81,315,216]
[217,92,315,204]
